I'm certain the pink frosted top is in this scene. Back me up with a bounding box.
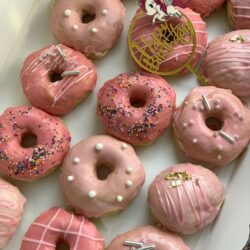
[20,207,105,250]
[108,225,190,250]
[97,72,176,145]
[0,178,25,248]
[173,86,250,167]
[148,163,225,234]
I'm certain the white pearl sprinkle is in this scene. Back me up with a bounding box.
[117,195,123,202]
[95,143,103,151]
[182,123,188,129]
[64,9,71,17]
[126,180,133,188]
[73,157,80,164]
[121,143,128,150]
[234,135,240,140]
[91,27,98,33]
[67,176,74,182]
[72,24,78,31]
[192,138,197,144]
[217,145,223,151]
[102,9,108,15]
[126,167,133,174]
[88,190,96,199]
[217,155,222,160]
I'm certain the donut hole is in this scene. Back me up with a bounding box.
[129,89,147,108]
[96,161,114,181]
[81,10,95,23]
[49,71,63,82]
[56,240,70,250]
[21,133,37,148]
[205,117,224,131]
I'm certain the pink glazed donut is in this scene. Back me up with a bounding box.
[228,0,250,29]
[50,0,125,58]
[129,8,208,75]
[61,135,145,218]
[0,106,71,181]
[173,86,250,167]
[20,207,105,250]
[107,225,190,250]
[148,163,225,234]
[97,72,176,145]
[180,0,226,17]
[200,30,250,97]
[0,178,25,248]
[21,44,97,115]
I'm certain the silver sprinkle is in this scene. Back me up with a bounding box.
[61,71,80,76]
[202,95,211,111]
[219,131,235,144]
[56,45,66,59]
[123,241,143,248]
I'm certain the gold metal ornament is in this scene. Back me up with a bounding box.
[230,34,246,43]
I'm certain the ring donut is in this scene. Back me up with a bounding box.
[0,106,71,181]
[107,225,190,250]
[21,44,97,115]
[173,86,250,167]
[97,72,176,145]
[20,207,105,250]
[50,0,125,58]
[60,135,145,218]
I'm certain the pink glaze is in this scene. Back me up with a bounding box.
[129,8,207,75]
[228,0,250,29]
[21,44,97,115]
[107,225,190,250]
[20,207,105,250]
[200,30,250,97]
[173,86,250,167]
[50,0,125,58]
[0,178,25,248]
[97,72,176,145]
[148,163,225,234]
[61,135,145,218]
[179,0,225,17]
[0,106,71,181]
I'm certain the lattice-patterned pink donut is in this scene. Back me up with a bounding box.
[20,207,105,250]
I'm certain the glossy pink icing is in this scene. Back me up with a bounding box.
[0,106,71,181]
[107,225,190,250]
[61,135,145,218]
[180,0,225,17]
[0,178,25,248]
[201,30,250,97]
[97,72,176,145]
[21,44,97,115]
[129,8,208,75]
[228,0,250,29]
[173,86,250,167]
[20,207,105,250]
[50,0,125,58]
[148,163,225,234]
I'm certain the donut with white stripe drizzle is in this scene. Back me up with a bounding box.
[21,44,97,115]
[20,207,105,250]
[148,163,225,234]
[107,225,190,250]
[129,7,207,75]
[60,135,145,218]
[173,86,250,167]
[0,178,25,248]
[200,30,250,97]
[50,0,125,58]
[228,0,250,29]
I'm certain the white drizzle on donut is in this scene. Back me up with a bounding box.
[21,45,94,107]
